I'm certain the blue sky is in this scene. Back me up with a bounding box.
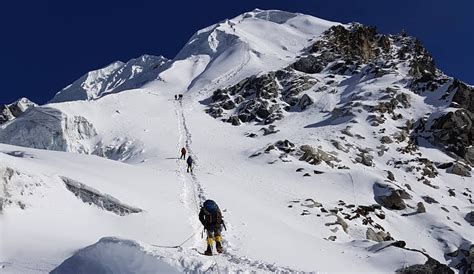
[1,0,472,104]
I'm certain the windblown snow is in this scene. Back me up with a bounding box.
[1,8,473,274]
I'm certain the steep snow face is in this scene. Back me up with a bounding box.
[0,94,150,160]
[50,55,169,103]
[0,106,98,153]
[147,9,339,95]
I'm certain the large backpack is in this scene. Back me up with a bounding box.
[203,200,222,225]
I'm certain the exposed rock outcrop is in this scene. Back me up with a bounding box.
[466,211,474,226]
[396,257,454,274]
[374,183,411,210]
[431,110,474,162]
[61,177,142,216]
[299,145,340,167]
[0,98,37,125]
[448,162,472,177]
[206,68,319,125]
[366,227,392,242]
[446,244,474,274]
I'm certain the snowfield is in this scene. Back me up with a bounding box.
[1,8,473,274]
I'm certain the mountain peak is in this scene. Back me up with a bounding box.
[50,55,169,103]
[0,97,36,125]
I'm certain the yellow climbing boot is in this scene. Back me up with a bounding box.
[207,237,214,246]
[215,235,223,253]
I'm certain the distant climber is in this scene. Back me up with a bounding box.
[199,200,225,255]
[180,147,186,159]
[174,95,178,100]
[178,94,183,100]
[186,155,193,173]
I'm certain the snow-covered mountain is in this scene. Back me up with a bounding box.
[1,9,473,274]
[50,54,169,103]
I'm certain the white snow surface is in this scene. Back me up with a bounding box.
[0,8,473,274]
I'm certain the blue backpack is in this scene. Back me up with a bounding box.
[203,200,219,214]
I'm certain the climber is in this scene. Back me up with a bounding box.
[174,94,178,100]
[178,94,183,100]
[186,155,193,173]
[180,147,186,159]
[199,199,225,255]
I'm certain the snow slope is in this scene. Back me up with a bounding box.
[1,8,473,274]
[0,99,429,273]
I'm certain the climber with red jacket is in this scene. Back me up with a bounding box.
[180,147,186,160]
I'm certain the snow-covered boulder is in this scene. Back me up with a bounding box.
[51,237,180,274]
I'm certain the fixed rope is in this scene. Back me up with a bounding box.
[151,232,197,249]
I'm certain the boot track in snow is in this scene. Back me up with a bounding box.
[170,98,299,273]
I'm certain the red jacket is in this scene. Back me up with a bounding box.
[181,148,186,154]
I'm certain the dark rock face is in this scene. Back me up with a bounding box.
[0,98,36,125]
[396,257,454,274]
[227,116,241,126]
[448,162,472,177]
[446,244,474,274]
[466,211,474,226]
[431,110,474,161]
[297,94,314,110]
[374,183,411,210]
[418,79,474,164]
[0,105,14,124]
[297,24,401,78]
[292,55,325,74]
[205,68,319,125]
[450,79,474,112]
[274,140,295,153]
[408,40,436,79]
[355,152,374,167]
[312,24,380,62]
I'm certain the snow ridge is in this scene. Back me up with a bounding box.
[51,55,169,103]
